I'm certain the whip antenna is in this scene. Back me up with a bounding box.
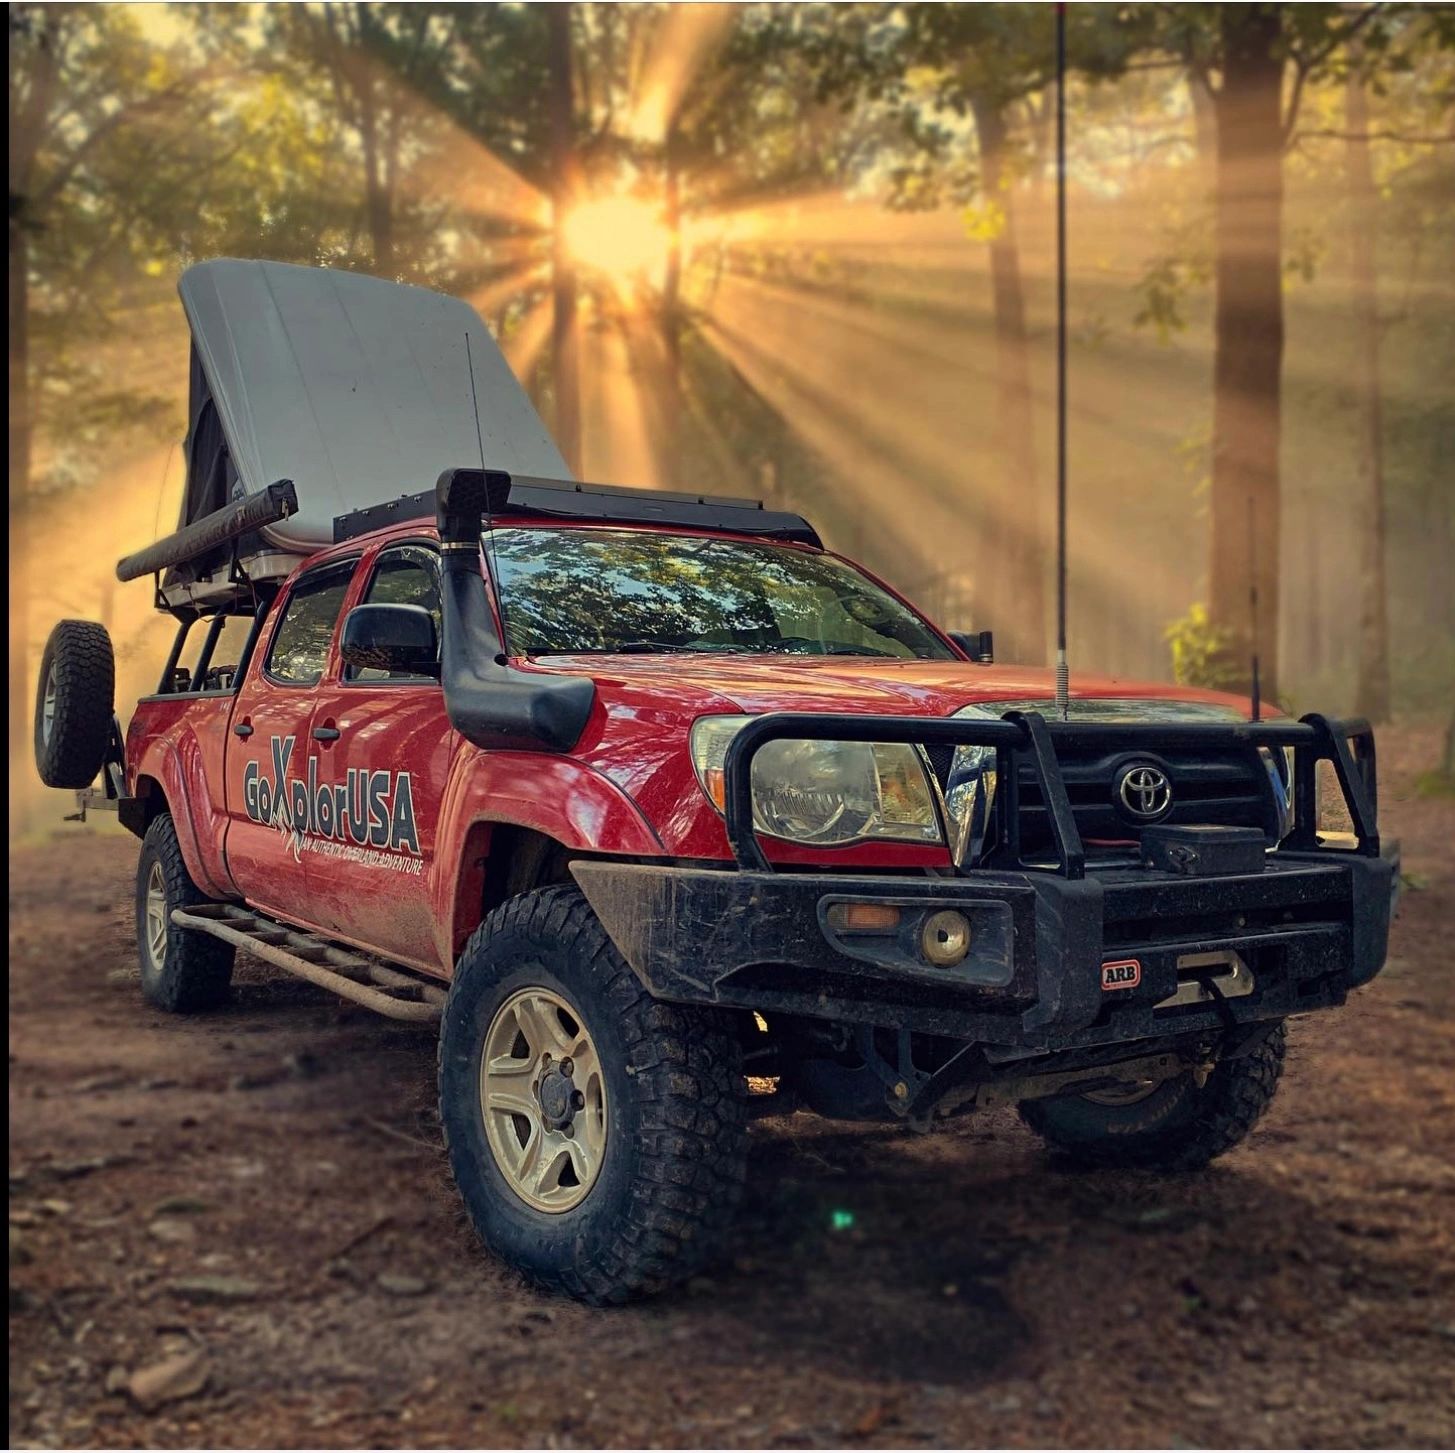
[1248,495,1262,721]
[1053,2,1070,721]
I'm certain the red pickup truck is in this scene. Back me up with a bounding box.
[34,264,1397,1305]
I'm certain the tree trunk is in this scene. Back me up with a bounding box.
[1345,70,1390,722]
[660,127,684,481]
[1188,69,1219,200]
[1207,5,1284,702]
[547,4,582,476]
[9,216,33,829]
[971,96,1046,666]
[356,79,394,277]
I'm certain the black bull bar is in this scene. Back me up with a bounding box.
[722,709,1381,875]
[571,712,1397,1049]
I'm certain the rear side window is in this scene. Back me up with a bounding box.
[265,565,354,686]
[347,544,442,682]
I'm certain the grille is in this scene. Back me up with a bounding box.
[924,742,957,789]
[926,699,1284,857]
[920,735,1280,856]
[1016,745,1275,850]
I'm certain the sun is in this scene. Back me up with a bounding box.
[562,194,672,285]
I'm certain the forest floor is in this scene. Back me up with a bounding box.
[9,724,1455,1451]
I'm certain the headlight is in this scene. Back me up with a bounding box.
[690,715,942,847]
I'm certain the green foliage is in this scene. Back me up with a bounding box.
[1164,603,1237,690]
[1134,246,1212,342]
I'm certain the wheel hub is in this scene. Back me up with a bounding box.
[537,1063,575,1128]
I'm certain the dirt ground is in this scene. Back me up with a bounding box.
[9,724,1455,1451]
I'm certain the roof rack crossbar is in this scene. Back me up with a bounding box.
[332,473,821,549]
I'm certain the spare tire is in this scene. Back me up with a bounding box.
[35,620,116,789]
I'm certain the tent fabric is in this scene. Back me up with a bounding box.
[166,346,243,586]
[177,260,570,552]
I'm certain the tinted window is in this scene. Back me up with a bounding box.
[265,566,353,685]
[488,528,954,660]
[347,545,442,682]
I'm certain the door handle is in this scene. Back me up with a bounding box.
[312,725,341,742]
[232,722,254,738]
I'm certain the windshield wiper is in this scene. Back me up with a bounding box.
[534,642,688,656]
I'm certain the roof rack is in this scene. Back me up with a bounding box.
[332,474,823,549]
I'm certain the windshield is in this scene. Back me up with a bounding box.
[487,527,955,660]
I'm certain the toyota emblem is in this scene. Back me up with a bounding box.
[1117,763,1173,820]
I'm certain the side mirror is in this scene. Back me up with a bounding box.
[340,604,438,677]
[949,630,994,664]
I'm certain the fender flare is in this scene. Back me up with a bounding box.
[432,751,664,964]
[131,741,235,900]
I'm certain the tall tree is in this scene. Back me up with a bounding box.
[258,3,457,282]
[399,2,590,470]
[1151,3,1408,701]
[8,4,220,819]
[1206,4,1286,702]
[771,2,1143,664]
[1345,61,1391,721]
[547,3,582,473]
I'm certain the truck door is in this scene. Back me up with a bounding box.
[304,541,454,970]
[224,558,358,929]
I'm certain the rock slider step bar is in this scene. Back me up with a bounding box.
[170,904,442,1022]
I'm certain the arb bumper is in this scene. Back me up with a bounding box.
[572,709,1398,1052]
[571,848,1397,1051]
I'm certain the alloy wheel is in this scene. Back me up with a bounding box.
[480,987,608,1213]
[144,861,168,972]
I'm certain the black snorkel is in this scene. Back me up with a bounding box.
[435,466,596,752]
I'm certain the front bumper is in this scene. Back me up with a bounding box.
[571,843,1399,1052]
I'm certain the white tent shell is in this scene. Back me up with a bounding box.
[166,259,568,604]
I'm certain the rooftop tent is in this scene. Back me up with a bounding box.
[160,259,570,602]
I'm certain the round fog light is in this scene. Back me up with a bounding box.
[921,910,971,968]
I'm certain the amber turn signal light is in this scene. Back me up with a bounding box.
[831,902,901,934]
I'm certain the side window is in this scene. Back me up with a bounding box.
[265,565,354,686]
[347,544,442,683]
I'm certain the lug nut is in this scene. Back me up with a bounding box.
[541,1052,552,1066]
[561,1057,574,1076]
[572,1090,585,1110]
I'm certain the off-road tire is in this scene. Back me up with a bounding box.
[34,620,115,789]
[135,814,235,1013]
[1019,1024,1287,1172]
[438,885,750,1305]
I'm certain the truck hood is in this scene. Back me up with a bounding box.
[541,653,1257,721]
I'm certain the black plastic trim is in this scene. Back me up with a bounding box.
[333,471,822,548]
[432,469,596,752]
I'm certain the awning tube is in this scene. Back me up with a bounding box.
[116,479,297,583]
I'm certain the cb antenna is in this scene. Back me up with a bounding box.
[1248,495,1262,721]
[1053,2,1070,721]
